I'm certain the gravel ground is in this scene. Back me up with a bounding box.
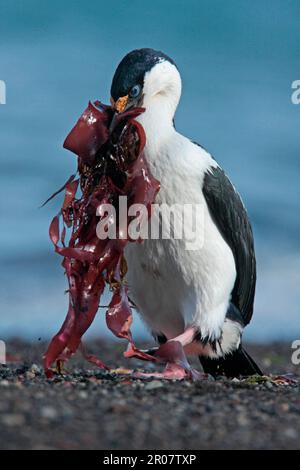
[0,340,299,450]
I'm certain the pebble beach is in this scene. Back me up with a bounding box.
[0,340,299,450]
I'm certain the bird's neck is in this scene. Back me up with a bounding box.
[136,97,177,157]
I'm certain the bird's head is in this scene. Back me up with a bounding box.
[110,49,181,142]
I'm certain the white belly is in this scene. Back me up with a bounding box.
[125,136,236,342]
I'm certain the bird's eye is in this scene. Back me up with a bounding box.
[129,84,141,98]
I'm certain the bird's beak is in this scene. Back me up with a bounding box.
[110,95,129,113]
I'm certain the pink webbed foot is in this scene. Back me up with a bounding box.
[133,363,188,381]
[133,362,207,381]
[133,339,209,381]
[124,327,211,382]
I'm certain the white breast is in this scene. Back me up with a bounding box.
[125,128,236,342]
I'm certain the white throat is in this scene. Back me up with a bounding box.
[136,60,182,155]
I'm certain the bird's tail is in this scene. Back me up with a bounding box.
[199,345,263,378]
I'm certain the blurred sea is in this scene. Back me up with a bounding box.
[0,0,299,342]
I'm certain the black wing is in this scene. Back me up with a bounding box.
[202,165,256,326]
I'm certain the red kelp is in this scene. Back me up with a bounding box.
[44,101,160,377]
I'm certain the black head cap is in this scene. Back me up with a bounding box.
[110,48,176,101]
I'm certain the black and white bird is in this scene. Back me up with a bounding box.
[110,48,262,379]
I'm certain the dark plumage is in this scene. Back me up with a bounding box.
[111,48,175,101]
[200,345,262,378]
[202,166,256,326]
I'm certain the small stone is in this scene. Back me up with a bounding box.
[231,378,240,383]
[145,380,164,390]
[30,364,41,374]
[265,381,273,389]
[281,403,290,412]
[85,370,94,377]
[0,380,9,387]
[183,381,192,387]
[2,413,25,427]
[284,428,298,439]
[237,413,249,427]
[78,391,88,399]
[40,406,58,420]
[25,371,36,380]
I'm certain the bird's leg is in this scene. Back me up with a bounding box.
[56,359,66,375]
[133,327,206,381]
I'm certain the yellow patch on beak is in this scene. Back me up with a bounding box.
[114,95,129,113]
